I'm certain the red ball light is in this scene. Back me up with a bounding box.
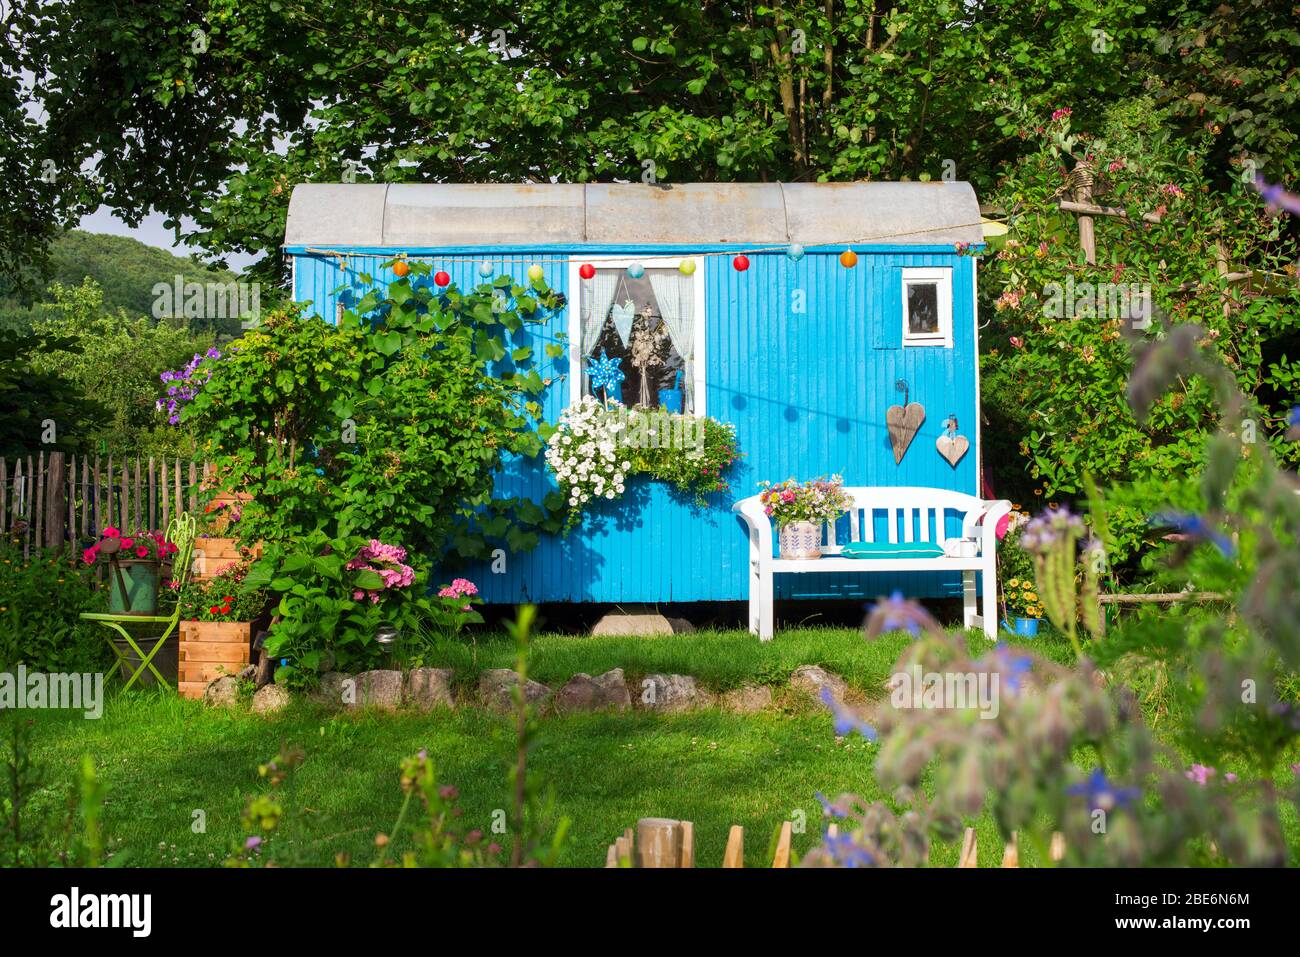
[579,263,596,280]
[434,271,450,287]
[733,255,750,272]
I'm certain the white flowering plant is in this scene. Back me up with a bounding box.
[545,396,741,530]
[545,396,632,530]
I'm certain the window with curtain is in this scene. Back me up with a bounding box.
[578,265,697,413]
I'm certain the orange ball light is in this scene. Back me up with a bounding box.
[839,249,858,268]
[393,260,410,278]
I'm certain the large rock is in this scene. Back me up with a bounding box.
[350,670,404,710]
[637,673,715,712]
[554,669,632,714]
[790,665,848,708]
[203,675,241,708]
[251,683,290,714]
[592,604,695,636]
[309,671,352,708]
[406,668,455,711]
[478,669,552,714]
[720,684,773,714]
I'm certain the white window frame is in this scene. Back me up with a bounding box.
[901,267,953,348]
[566,256,707,416]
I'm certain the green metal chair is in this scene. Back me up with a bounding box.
[80,513,197,692]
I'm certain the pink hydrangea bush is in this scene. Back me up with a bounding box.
[347,539,416,603]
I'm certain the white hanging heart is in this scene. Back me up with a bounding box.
[936,432,970,467]
[610,300,636,348]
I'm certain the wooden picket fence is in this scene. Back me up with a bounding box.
[607,819,1065,868]
[0,452,207,557]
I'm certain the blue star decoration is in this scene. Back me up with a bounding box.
[585,350,625,396]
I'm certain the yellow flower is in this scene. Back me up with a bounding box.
[1027,592,1038,602]
[1009,578,1021,588]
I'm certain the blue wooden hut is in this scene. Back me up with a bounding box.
[283,183,987,606]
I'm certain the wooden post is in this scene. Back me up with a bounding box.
[105,455,113,530]
[120,461,130,532]
[636,818,682,868]
[1001,832,1019,868]
[772,821,793,868]
[175,459,182,520]
[723,825,745,868]
[33,450,44,553]
[148,457,156,532]
[679,820,695,868]
[23,455,33,558]
[134,456,142,532]
[188,461,198,514]
[80,455,89,538]
[958,827,978,868]
[1072,161,1096,266]
[45,451,66,551]
[1050,831,1066,863]
[1,457,7,535]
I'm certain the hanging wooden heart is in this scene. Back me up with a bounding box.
[936,432,970,467]
[886,402,925,464]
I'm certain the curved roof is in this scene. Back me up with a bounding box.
[284,181,983,248]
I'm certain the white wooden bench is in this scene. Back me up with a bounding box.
[733,487,1011,640]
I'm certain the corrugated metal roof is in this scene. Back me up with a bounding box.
[284,182,983,248]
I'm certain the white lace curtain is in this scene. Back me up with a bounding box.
[648,271,695,411]
[581,271,620,357]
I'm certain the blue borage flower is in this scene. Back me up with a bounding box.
[820,686,878,740]
[814,791,850,819]
[821,829,875,867]
[986,642,1033,693]
[1150,511,1235,558]
[864,590,938,638]
[1066,768,1140,812]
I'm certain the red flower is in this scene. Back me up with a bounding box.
[220,604,231,614]
[209,605,220,614]
[120,536,135,550]
[134,545,149,559]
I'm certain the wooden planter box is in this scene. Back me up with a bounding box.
[178,620,253,699]
[192,537,262,580]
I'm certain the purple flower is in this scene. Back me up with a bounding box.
[988,643,1033,693]
[814,791,850,819]
[1067,768,1140,811]
[1253,177,1300,216]
[244,835,262,850]
[821,829,875,867]
[1185,763,1216,786]
[865,590,938,638]
[1151,512,1235,558]
[820,686,878,741]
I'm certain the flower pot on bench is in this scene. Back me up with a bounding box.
[178,620,253,699]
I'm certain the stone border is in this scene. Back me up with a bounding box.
[207,663,857,717]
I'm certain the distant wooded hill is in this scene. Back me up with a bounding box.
[0,230,244,323]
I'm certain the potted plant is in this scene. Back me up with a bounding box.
[82,527,179,615]
[996,508,1043,635]
[757,475,853,560]
[193,498,261,579]
[176,561,268,698]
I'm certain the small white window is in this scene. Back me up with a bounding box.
[568,257,706,415]
[902,267,953,347]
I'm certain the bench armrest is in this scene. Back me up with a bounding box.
[732,497,773,564]
[963,499,1012,558]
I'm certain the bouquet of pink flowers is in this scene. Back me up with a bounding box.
[82,527,178,565]
[347,539,416,604]
[756,475,852,527]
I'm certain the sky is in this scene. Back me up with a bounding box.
[76,206,261,273]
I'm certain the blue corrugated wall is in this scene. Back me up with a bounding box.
[290,246,980,603]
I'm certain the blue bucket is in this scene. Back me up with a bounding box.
[1013,617,1040,637]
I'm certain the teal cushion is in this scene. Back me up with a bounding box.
[839,541,945,560]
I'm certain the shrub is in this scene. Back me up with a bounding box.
[0,543,108,673]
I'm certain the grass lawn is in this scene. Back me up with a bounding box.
[16,625,1297,867]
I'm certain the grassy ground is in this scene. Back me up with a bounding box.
[16,625,1297,868]
[22,689,1040,868]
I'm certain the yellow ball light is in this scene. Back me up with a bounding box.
[678,259,697,276]
[527,263,545,282]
